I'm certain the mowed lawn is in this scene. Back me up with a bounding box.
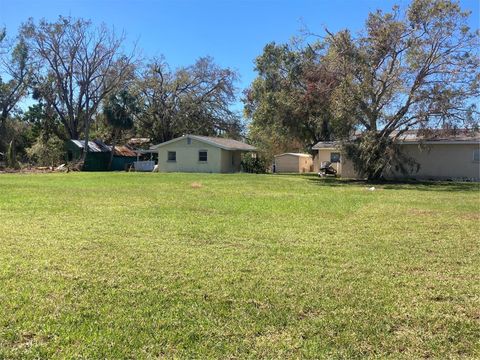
[0,173,479,359]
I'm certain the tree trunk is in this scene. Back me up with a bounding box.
[108,129,119,171]
[82,96,90,169]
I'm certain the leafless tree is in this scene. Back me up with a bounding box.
[0,29,30,128]
[21,16,136,160]
[134,56,242,143]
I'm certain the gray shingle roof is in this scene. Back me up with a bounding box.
[312,130,480,149]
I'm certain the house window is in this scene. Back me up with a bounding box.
[330,152,341,163]
[474,149,480,162]
[198,150,208,162]
[167,151,176,162]
[187,137,191,145]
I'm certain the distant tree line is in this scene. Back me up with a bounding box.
[0,16,242,167]
[1,0,479,179]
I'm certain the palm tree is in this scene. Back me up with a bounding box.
[104,90,138,170]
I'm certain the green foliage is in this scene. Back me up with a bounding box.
[343,132,419,180]
[245,41,340,152]
[23,103,66,141]
[26,136,64,166]
[0,173,478,357]
[327,0,480,179]
[104,90,138,132]
[240,153,268,173]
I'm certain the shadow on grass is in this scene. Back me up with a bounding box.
[305,176,480,192]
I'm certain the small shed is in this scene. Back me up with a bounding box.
[274,153,313,173]
[112,145,137,171]
[66,140,111,171]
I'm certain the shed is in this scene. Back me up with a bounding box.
[151,134,256,173]
[66,140,111,171]
[111,145,137,171]
[274,153,313,173]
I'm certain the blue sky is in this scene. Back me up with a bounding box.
[1,0,479,111]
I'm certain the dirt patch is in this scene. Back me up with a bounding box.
[459,212,480,221]
[190,182,203,189]
[409,209,438,217]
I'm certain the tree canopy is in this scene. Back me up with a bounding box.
[135,56,243,144]
[245,0,479,178]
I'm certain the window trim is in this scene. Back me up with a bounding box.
[167,151,176,162]
[198,150,208,162]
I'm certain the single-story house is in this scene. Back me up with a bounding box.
[151,134,256,173]
[312,130,480,181]
[274,153,313,173]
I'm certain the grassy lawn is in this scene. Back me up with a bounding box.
[0,173,479,359]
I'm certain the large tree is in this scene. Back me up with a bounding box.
[21,16,135,160]
[135,56,243,143]
[244,41,341,156]
[327,0,480,179]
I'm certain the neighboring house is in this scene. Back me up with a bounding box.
[274,153,313,173]
[313,131,480,181]
[151,134,256,173]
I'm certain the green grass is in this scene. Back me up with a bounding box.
[0,173,479,359]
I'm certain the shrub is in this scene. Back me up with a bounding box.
[241,154,268,173]
[26,137,64,166]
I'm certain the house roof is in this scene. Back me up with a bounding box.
[394,130,480,144]
[70,140,111,153]
[312,141,340,150]
[151,134,256,151]
[312,130,480,149]
[274,153,312,158]
[127,138,151,148]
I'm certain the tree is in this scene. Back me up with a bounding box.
[6,138,17,168]
[135,56,243,143]
[23,103,66,142]
[244,41,341,155]
[21,16,135,162]
[0,30,31,131]
[326,0,480,179]
[103,90,138,169]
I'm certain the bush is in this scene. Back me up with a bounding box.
[241,154,268,173]
[26,136,64,166]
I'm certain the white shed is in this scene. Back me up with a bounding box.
[274,153,313,173]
